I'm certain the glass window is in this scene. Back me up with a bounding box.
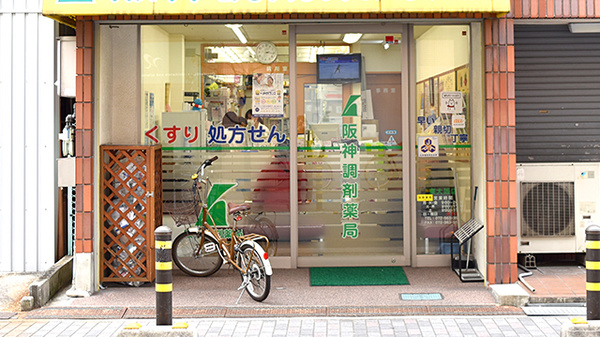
[139,24,291,257]
[414,25,471,256]
[296,32,404,258]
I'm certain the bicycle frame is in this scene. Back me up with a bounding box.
[190,159,271,276]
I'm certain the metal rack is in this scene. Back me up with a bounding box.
[451,186,484,282]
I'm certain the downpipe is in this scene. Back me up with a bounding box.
[518,264,535,293]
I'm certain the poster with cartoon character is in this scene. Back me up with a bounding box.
[252,73,284,118]
[440,91,463,114]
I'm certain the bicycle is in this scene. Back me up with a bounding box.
[171,156,272,302]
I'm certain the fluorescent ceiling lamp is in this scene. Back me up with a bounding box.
[342,33,362,44]
[225,24,248,44]
[568,22,600,33]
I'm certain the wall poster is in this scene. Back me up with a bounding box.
[252,73,284,118]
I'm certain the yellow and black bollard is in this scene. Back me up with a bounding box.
[586,224,600,321]
[155,226,173,326]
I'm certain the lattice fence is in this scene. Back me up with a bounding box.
[100,145,162,283]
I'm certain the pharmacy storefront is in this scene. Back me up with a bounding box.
[44,0,509,290]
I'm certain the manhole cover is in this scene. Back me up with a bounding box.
[400,293,443,301]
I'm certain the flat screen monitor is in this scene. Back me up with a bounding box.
[316,54,362,84]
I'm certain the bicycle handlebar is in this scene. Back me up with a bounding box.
[192,156,219,180]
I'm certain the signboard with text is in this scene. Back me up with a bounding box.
[44,0,510,16]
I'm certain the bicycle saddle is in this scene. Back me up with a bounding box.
[228,202,251,214]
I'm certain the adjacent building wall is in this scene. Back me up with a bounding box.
[0,0,57,272]
[484,0,600,284]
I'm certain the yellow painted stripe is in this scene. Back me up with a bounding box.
[586,241,600,249]
[156,261,172,270]
[587,282,600,291]
[587,261,600,270]
[155,241,172,249]
[155,283,173,292]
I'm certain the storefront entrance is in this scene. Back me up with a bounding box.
[98,22,475,269]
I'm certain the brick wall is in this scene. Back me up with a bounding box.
[75,17,94,254]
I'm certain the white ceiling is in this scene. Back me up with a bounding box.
[157,24,405,45]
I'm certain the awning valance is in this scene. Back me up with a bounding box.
[44,0,510,20]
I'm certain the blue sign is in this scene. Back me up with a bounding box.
[384,129,397,135]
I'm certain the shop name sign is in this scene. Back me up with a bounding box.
[44,0,510,16]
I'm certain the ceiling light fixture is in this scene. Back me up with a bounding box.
[225,24,248,44]
[342,33,362,44]
[568,22,600,33]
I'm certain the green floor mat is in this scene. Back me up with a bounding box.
[310,267,409,286]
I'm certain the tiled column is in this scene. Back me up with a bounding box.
[484,18,518,284]
[73,16,95,293]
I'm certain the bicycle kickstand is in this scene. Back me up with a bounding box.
[236,276,250,304]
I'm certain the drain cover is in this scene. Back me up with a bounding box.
[522,306,586,316]
[400,293,443,301]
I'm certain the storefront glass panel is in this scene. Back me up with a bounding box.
[296,32,404,258]
[138,24,291,257]
[414,25,472,256]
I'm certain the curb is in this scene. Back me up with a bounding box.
[561,319,600,337]
[22,256,73,310]
[21,304,524,319]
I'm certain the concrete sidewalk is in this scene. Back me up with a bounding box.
[0,315,573,336]
[2,266,593,336]
[21,267,525,320]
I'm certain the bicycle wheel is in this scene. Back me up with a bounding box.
[237,244,271,302]
[248,216,278,256]
[172,231,223,277]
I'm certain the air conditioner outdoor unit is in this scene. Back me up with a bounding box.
[517,163,600,254]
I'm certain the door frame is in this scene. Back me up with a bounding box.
[292,23,411,267]
[409,22,483,267]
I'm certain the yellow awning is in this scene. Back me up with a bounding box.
[44,0,510,18]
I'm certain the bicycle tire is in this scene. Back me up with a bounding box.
[172,231,223,277]
[237,243,271,302]
[248,216,278,256]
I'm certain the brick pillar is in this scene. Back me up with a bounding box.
[73,16,95,293]
[484,17,518,284]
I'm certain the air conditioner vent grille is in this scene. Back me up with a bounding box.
[521,182,575,237]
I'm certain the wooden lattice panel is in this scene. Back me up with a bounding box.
[100,145,162,283]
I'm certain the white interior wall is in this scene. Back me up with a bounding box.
[416,25,470,82]
[360,43,402,73]
[141,25,171,131]
[0,1,58,272]
[168,34,185,112]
